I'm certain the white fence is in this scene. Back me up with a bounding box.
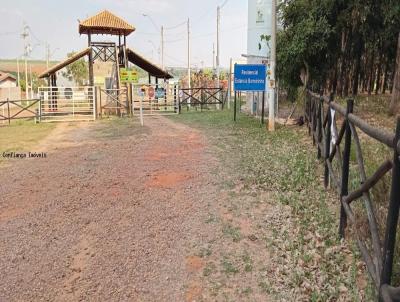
[38,87,95,122]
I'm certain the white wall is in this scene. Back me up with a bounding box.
[0,78,17,88]
[247,0,272,58]
[0,86,21,101]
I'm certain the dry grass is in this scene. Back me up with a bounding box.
[0,120,55,162]
[171,109,374,301]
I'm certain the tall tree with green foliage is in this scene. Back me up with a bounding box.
[275,0,400,103]
[61,52,88,86]
[390,33,400,114]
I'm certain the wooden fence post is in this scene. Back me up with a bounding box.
[317,96,323,159]
[312,97,317,145]
[7,98,10,125]
[306,92,311,135]
[381,118,400,288]
[324,94,333,188]
[339,98,354,238]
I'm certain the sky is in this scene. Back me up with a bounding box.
[0,0,248,68]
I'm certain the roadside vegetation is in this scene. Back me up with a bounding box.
[0,121,55,162]
[276,1,400,112]
[170,109,374,300]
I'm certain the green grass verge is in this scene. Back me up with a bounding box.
[170,109,374,300]
[0,120,55,160]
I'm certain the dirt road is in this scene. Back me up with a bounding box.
[0,114,368,301]
[0,117,226,301]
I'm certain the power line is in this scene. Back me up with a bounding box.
[220,0,230,9]
[164,24,246,44]
[0,30,21,36]
[28,27,43,45]
[164,53,186,65]
[190,0,230,26]
[164,20,187,30]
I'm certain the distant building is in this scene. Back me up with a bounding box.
[0,71,21,100]
[0,71,17,88]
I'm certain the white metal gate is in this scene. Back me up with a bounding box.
[131,83,178,116]
[38,87,95,122]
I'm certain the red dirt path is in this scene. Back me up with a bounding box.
[0,117,219,301]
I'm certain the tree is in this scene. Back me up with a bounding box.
[273,0,400,100]
[390,33,400,115]
[61,52,88,85]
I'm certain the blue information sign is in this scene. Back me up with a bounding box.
[234,64,267,92]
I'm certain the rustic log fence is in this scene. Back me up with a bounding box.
[305,90,400,301]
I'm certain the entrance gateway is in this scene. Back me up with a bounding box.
[38,10,174,122]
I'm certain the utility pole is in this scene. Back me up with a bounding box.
[216,6,220,90]
[16,57,20,87]
[269,0,277,131]
[213,43,215,70]
[187,18,191,101]
[227,57,232,109]
[161,26,164,69]
[46,43,50,69]
[21,23,30,97]
[29,64,33,99]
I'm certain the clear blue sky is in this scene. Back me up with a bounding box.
[0,0,248,68]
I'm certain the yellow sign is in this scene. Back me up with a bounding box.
[94,76,105,85]
[120,68,138,83]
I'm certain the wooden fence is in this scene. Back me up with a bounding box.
[305,90,400,301]
[0,99,40,124]
[179,87,227,113]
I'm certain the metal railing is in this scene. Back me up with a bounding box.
[38,87,95,122]
[305,90,400,301]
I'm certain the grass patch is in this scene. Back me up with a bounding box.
[169,108,374,300]
[222,223,242,242]
[0,120,55,160]
[221,257,239,275]
[203,262,216,277]
[94,117,148,139]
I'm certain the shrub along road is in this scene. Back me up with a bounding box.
[0,112,370,301]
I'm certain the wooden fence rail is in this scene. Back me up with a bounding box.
[179,87,227,113]
[305,90,400,301]
[0,99,40,124]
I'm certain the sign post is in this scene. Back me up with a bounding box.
[233,64,267,122]
[139,86,145,126]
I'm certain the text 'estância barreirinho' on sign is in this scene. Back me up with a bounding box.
[234,78,265,84]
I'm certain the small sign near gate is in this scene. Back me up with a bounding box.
[148,87,155,98]
[234,64,267,92]
[155,88,166,98]
[120,68,138,83]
